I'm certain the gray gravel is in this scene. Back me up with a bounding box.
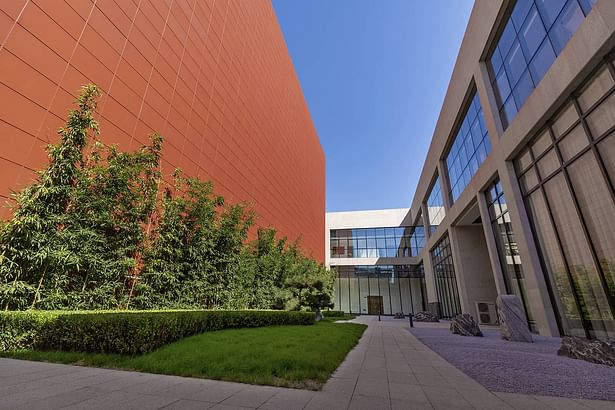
[409,325,615,401]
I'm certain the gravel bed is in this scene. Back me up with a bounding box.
[409,326,615,401]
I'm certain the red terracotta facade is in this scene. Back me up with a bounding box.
[0,0,325,261]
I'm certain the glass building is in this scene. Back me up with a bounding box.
[333,265,426,316]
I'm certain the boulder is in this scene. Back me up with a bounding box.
[558,336,615,367]
[496,295,533,342]
[414,311,439,322]
[450,313,483,337]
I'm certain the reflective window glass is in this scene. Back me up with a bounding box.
[514,59,615,340]
[489,0,594,130]
[445,92,492,203]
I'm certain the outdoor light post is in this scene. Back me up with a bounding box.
[409,313,414,328]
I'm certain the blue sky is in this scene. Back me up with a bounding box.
[272,0,474,212]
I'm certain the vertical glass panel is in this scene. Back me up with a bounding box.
[567,153,615,337]
[535,0,568,29]
[359,276,369,315]
[525,190,586,337]
[529,38,557,84]
[339,277,351,313]
[537,149,560,178]
[516,148,533,173]
[548,1,585,55]
[519,6,547,60]
[586,92,615,138]
[544,173,614,339]
[578,67,614,113]
[513,69,535,108]
[349,276,360,314]
[380,277,392,315]
[505,41,527,87]
[489,0,593,130]
[552,103,579,137]
[512,0,534,30]
[445,92,491,203]
[557,124,589,162]
[531,129,553,158]
[597,133,615,188]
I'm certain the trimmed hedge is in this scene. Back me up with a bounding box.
[0,310,314,355]
[322,310,346,317]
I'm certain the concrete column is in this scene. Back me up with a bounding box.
[476,191,508,295]
[420,203,438,303]
[497,161,560,336]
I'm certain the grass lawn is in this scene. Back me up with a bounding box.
[1,320,366,389]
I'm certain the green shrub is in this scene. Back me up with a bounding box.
[323,310,345,317]
[0,310,314,355]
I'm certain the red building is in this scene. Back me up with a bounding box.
[0,0,325,261]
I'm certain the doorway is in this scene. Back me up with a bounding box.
[367,296,383,315]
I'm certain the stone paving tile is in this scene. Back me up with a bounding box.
[220,384,279,408]
[391,398,434,410]
[0,380,83,408]
[574,399,615,409]
[494,392,556,409]
[259,389,316,410]
[421,386,474,409]
[348,394,391,410]
[534,395,594,409]
[12,386,106,410]
[304,392,352,410]
[162,399,216,409]
[456,388,514,410]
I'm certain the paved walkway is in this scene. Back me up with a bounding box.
[1,316,614,409]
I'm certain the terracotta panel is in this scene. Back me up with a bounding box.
[0,0,325,260]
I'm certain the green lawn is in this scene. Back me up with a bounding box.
[1,320,366,389]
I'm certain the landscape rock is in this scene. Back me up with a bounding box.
[558,336,615,367]
[496,295,532,342]
[450,313,483,337]
[414,311,439,322]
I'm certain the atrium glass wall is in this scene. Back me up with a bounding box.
[486,179,534,329]
[333,265,426,315]
[330,227,424,258]
[515,57,615,340]
[445,92,492,203]
[430,235,461,319]
[489,0,596,129]
[426,176,445,234]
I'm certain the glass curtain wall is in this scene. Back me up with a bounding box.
[489,0,596,129]
[334,265,426,315]
[430,235,462,319]
[515,57,615,340]
[426,176,445,234]
[486,179,534,329]
[445,92,492,203]
[330,227,424,258]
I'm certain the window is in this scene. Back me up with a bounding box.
[430,234,461,319]
[445,92,492,203]
[426,176,445,234]
[333,265,426,315]
[489,0,596,129]
[486,179,534,328]
[514,56,615,340]
[329,226,424,259]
